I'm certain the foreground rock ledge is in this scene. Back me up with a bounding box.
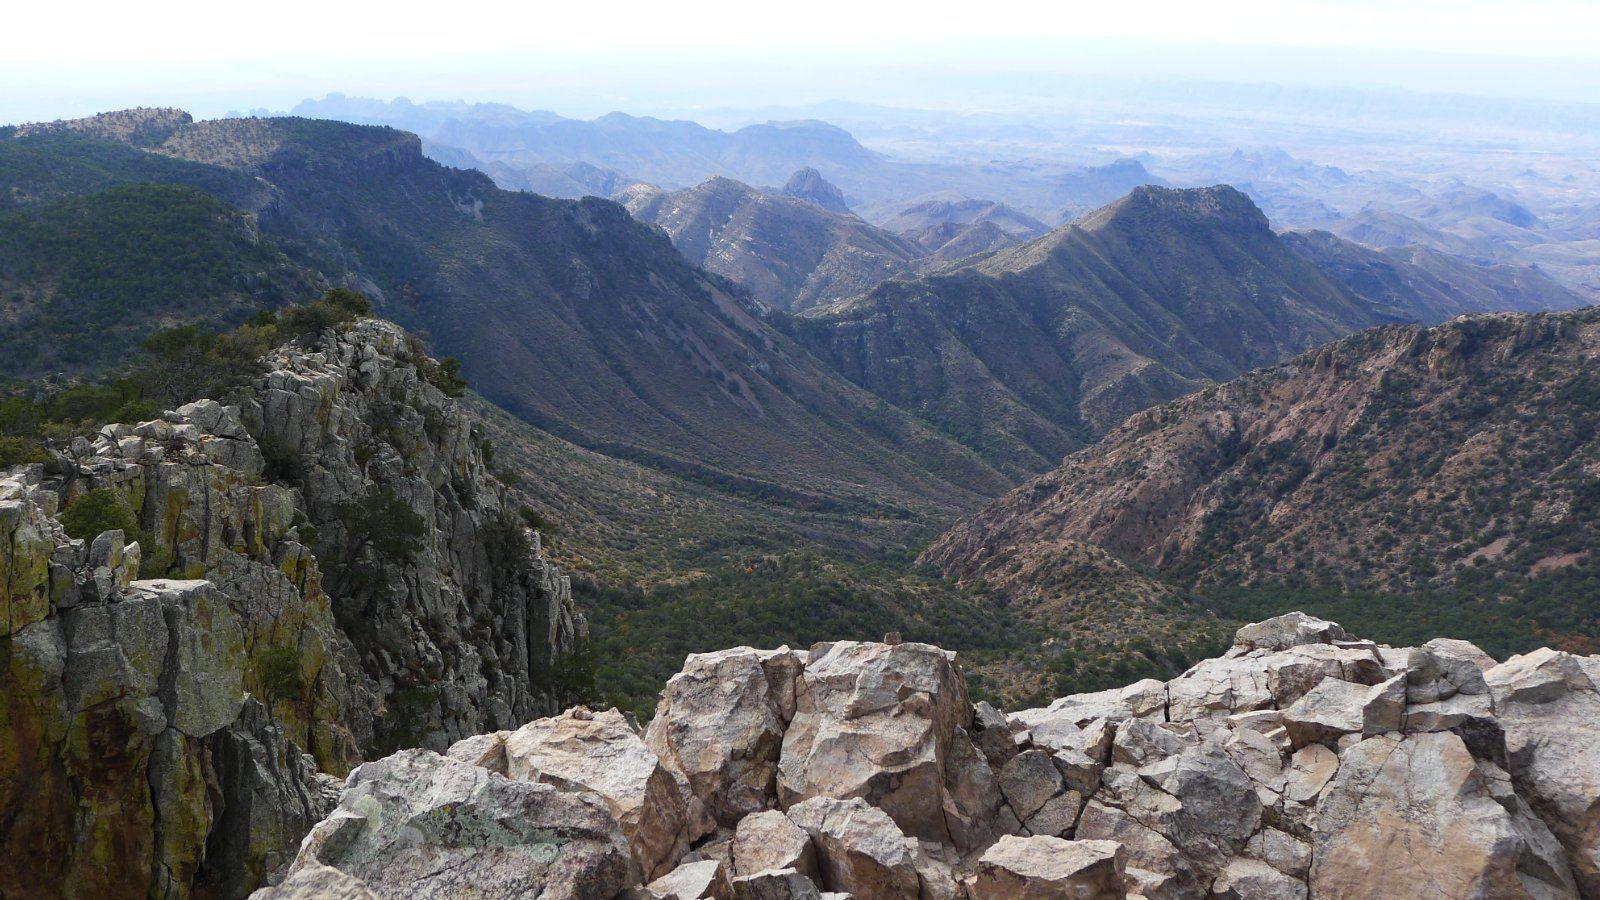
[261,614,1600,899]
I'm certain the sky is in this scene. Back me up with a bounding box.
[5,0,1600,123]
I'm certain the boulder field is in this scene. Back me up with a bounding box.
[258,613,1600,898]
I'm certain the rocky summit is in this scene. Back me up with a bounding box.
[256,612,1600,899]
[0,318,583,897]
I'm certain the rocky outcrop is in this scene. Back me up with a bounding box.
[0,319,584,897]
[279,612,1600,898]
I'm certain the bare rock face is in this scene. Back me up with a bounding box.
[732,810,819,880]
[1309,731,1575,898]
[498,707,694,880]
[730,868,824,900]
[0,318,587,898]
[1487,648,1600,895]
[784,796,925,899]
[277,611,1599,899]
[647,647,803,826]
[777,641,980,848]
[972,836,1127,899]
[256,749,631,900]
[642,858,735,900]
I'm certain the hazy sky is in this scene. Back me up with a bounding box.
[6,0,1600,123]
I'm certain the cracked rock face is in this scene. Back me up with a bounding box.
[283,611,1600,899]
[0,319,585,898]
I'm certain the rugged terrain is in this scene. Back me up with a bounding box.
[928,307,1600,664]
[0,317,584,896]
[617,173,923,312]
[260,612,1600,899]
[793,186,1414,478]
[2,110,1008,518]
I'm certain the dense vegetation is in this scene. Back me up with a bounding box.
[0,182,319,375]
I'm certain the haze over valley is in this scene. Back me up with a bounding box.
[4,4,1600,897]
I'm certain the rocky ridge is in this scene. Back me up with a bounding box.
[0,318,583,897]
[262,612,1600,898]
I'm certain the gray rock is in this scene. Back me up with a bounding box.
[275,749,631,899]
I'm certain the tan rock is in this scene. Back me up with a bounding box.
[276,749,631,900]
[730,868,823,900]
[1281,678,1366,749]
[646,647,803,826]
[645,859,735,900]
[503,706,691,880]
[1233,612,1348,652]
[1488,648,1600,895]
[1211,858,1305,900]
[972,835,1127,899]
[784,796,922,899]
[733,810,818,880]
[1310,731,1575,899]
[777,641,972,847]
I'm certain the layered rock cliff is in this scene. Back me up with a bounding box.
[0,318,583,897]
[263,612,1600,899]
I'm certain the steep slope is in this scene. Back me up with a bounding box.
[618,174,924,311]
[7,111,1008,517]
[927,307,1600,657]
[793,185,1406,478]
[0,316,584,897]
[0,182,319,375]
[1285,229,1589,319]
[781,166,852,213]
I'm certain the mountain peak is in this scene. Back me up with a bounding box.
[1077,184,1270,235]
[781,166,852,214]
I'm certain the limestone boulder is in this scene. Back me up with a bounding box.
[1232,612,1348,652]
[270,749,631,900]
[502,707,692,880]
[971,836,1126,899]
[1211,858,1305,900]
[646,647,803,826]
[784,796,923,899]
[1310,731,1576,899]
[732,810,818,880]
[1488,648,1600,895]
[777,641,972,847]
[643,859,735,900]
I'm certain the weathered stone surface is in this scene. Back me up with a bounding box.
[266,749,630,899]
[1233,612,1348,652]
[1280,677,1365,748]
[733,810,819,880]
[1310,731,1576,899]
[1488,648,1600,895]
[644,859,735,900]
[777,641,973,847]
[503,706,691,880]
[972,835,1126,899]
[647,647,802,826]
[785,796,922,899]
[999,749,1066,821]
[1211,858,1305,900]
[1,319,588,898]
[730,868,823,900]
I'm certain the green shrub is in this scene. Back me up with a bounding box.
[257,646,306,707]
[59,487,139,541]
[0,436,49,467]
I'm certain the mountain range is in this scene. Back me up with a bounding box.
[2,107,1593,715]
[926,306,1600,689]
